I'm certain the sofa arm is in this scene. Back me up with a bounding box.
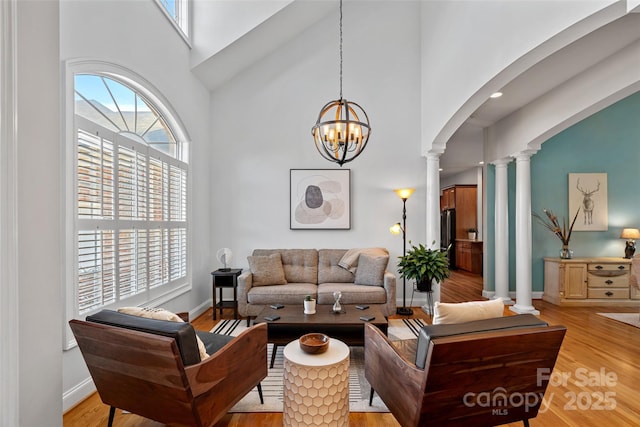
[237,271,253,317]
[382,271,397,316]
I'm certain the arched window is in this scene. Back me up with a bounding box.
[66,64,190,333]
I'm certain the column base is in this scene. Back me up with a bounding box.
[509,304,540,315]
[493,296,515,306]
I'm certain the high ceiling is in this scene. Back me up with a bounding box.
[440,12,640,178]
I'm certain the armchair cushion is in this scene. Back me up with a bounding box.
[118,306,209,360]
[87,309,203,366]
[248,253,287,286]
[432,298,504,325]
[354,254,389,286]
[415,314,548,368]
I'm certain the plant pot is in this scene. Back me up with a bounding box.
[416,278,433,292]
[468,232,477,240]
[303,299,316,315]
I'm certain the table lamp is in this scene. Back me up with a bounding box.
[620,228,640,259]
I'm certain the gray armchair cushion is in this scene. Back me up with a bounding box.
[415,314,548,369]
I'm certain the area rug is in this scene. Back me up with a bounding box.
[211,318,424,413]
[597,312,640,329]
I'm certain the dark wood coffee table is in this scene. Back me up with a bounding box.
[254,304,388,368]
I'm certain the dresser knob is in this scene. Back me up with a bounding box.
[605,280,613,285]
[595,265,603,270]
[618,265,625,270]
[605,291,613,297]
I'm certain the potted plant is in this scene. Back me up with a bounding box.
[397,242,451,292]
[467,228,477,240]
[303,295,316,314]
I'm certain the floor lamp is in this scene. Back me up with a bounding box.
[391,188,415,316]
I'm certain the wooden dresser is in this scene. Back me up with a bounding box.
[543,257,638,306]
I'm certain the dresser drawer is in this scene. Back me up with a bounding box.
[587,274,629,288]
[588,263,629,272]
[588,288,629,299]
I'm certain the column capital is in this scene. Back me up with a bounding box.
[513,149,538,161]
[425,147,445,158]
[490,157,513,167]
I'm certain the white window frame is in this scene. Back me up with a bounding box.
[63,60,192,350]
[154,0,191,46]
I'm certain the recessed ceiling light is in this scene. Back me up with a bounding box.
[490,92,503,99]
[479,161,485,165]
[439,168,443,171]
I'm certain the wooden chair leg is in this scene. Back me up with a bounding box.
[107,406,116,427]
[257,383,264,404]
[270,344,279,368]
[369,388,375,405]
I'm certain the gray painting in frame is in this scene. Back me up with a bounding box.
[290,169,351,230]
[568,173,608,231]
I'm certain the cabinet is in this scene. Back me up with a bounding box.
[455,240,482,274]
[440,185,477,239]
[543,258,636,306]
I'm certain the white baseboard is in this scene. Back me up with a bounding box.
[63,377,96,413]
[482,290,544,300]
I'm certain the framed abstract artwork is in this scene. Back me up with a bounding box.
[568,173,608,231]
[290,169,351,230]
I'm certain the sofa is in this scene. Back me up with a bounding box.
[238,248,396,323]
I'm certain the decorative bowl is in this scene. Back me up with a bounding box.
[299,333,330,354]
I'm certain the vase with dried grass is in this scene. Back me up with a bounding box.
[533,208,581,259]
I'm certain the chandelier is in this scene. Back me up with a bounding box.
[311,0,371,167]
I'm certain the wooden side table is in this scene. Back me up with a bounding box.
[283,338,349,426]
[211,268,242,320]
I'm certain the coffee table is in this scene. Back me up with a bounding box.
[254,304,388,368]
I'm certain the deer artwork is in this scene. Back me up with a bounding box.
[576,178,600,225]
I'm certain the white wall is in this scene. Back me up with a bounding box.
[208,1,426,281]
[191,0,293,66]
[58,0,212,413]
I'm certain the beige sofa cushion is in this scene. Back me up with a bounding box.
[318,249,355,283]
[354,254,389,286]
[317,283,387,305]
[247,253,287,286]
[253,249,318,284]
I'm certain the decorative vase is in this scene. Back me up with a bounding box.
[303,299,316,315]
[560,245,573,259]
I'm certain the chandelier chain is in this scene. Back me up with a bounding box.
[339,0,343,99]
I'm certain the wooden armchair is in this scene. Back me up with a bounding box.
[364,316,566,427]
[69,310,267,427]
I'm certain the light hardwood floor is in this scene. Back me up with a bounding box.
[64,270,640,426]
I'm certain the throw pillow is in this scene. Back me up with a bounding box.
[117,307,209,360]
[432,299,504,325]
[354,254,389,286]
[248,253,287,286]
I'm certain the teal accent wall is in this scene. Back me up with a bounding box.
[486,91,640,292]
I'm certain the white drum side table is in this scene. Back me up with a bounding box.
[282,338,350,426]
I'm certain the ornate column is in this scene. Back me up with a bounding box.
[424,152,442,314]
[510,151,540,315]
[492,158,514,304]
